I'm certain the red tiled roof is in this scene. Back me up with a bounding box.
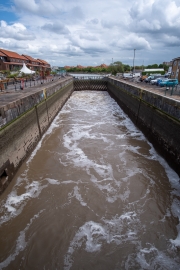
[0,51,6,57]
[100,64,108,68]
[0,48,27,60]
[77,65,85,68]
[22,54,39,63]
[37,58,50,65]
[35,59,42,64]
[95,64,108,68]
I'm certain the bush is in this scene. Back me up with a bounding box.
[7,72,19,78]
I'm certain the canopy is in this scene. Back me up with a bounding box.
[19,63,35,74]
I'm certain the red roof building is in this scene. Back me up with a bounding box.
[0,48,51,76]
[37,59,51,76]
[22,54,42,72]
[0,48,28,71]
[77,65,85,69]
[64,66,71,69]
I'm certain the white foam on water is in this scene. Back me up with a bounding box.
[65,211,180,269]
[0,210,44,269]
[64,221,106,270]
[58,92,179,209]
[134,244,180,270]
[46,178,78,185]
[0,181,47,226]
[64,212,139,270]
[60,91,180,268]
[61,180,78,184]
[45,178,60,185]
[0,175,75,226]
[170,198,180,247]
[72,186,87,207]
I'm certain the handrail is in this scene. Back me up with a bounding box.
[73,76,108,80]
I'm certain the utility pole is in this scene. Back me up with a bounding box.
[133,49,136,75]
[142,60,144,72]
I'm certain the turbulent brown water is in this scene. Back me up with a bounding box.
[0,91,180,270]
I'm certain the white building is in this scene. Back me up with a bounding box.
[144,68,164,72]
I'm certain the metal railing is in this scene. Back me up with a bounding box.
[73,76,108,80]
[1,74,70,92]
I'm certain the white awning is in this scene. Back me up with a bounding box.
[19,63,35,74]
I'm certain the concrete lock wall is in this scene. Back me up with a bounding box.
[107,78,180,177]
[1,75,180,193]
[0,78,73,193]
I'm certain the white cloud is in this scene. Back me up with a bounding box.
[13,0,58,15]
[114,34,151,50]
[79,33,98,41]
[0,0,180,66]
[0,20,35,40]
[41,22,70,35]
[86,18,99,25]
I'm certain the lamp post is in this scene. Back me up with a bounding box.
[133,49,136,75]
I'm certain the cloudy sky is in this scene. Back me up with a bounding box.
[0,0,179,67]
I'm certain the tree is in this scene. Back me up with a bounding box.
[158,64,163,68]
[123,65,131,72]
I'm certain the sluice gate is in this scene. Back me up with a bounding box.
[73,77,108,91]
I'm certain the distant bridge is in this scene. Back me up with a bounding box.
[73,76,108,91]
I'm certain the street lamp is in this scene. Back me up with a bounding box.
[133,49,136,75]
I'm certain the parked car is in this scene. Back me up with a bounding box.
[159,79,178,87]
[145,76,153,83]
[123,73,133,79]
[140,75,147,81]
[156,78,168,86]
[150,77,164,85]
[145,74,162,83]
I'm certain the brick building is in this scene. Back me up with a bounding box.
[171,57,180,81]
[0,49,28,71]
[0,48,51,76]
[37,59,51,76]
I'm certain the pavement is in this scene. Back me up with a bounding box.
[112,76,180,102]
[0,76,72,108]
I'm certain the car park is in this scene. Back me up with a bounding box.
[159,79,178,87]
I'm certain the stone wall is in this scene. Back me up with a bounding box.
[107,78,180,176]
[0,78,73,193]
[0,78,73,128]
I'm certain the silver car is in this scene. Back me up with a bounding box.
[150,77,164,85]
